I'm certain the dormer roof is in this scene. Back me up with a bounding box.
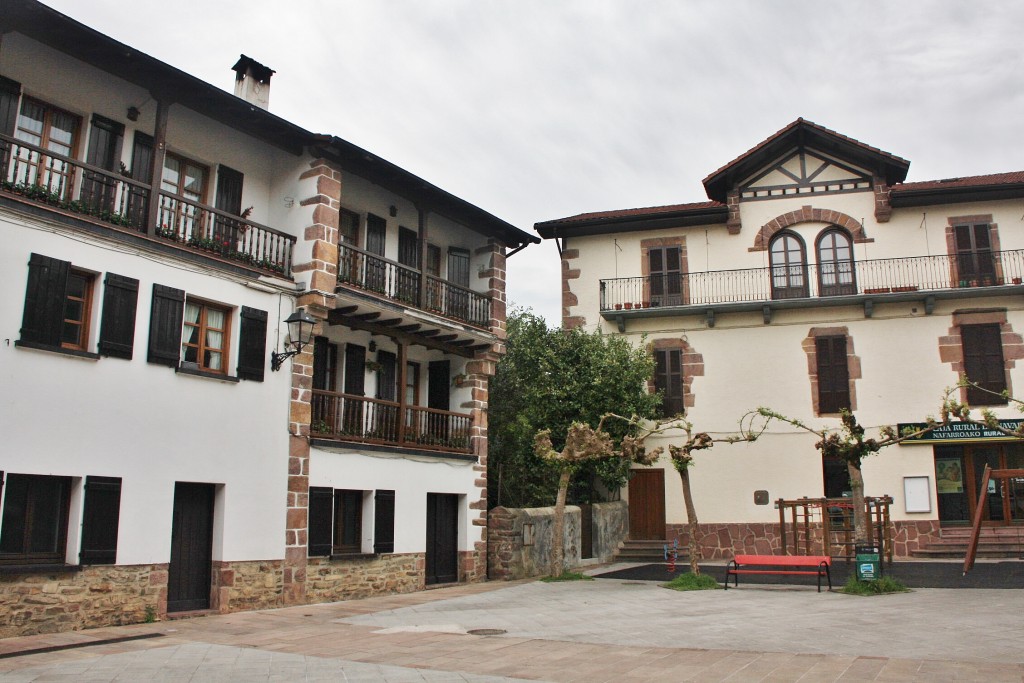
[701,118,910,203]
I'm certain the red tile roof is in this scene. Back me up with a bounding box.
[536,200,725,227]
[892,171,1024,193]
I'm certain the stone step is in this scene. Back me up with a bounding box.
[911,548,1024,559]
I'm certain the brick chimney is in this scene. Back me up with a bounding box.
[231,55,274,110]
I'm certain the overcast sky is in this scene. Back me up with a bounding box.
[40,1,1024,326]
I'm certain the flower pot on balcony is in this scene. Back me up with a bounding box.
[642,301,650,308]
[624,302,633,310]
[1013,277,1022,285]
[614,304,623,310]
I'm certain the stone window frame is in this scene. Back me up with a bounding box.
[945,214,1002,287]
[939,310,1024,406]
[648,337,703,413]
[640,237,689,306]
[802,327,861,416]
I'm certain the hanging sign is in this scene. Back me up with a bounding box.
[897,420,1024,444]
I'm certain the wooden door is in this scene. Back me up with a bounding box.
[427,360,450,442]
[82,114,123,214]
[628,469,665,540]
[397,227,419,304]
[365,214,387,292]
[342,344,366,435]
[425,493,459,585]
[213,165,244,246]
[167,482,215,613]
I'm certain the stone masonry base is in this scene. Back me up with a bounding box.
[0,549,487,638]
[666,520,943,559]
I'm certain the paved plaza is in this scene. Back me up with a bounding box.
[0,564,1022,682]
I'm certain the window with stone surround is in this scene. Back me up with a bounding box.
[641,237,688,307]
[961,324,1007,405]
[947,215,1001,287]
[0,472,122,566]
[940,311,1023,407]
[308,487,395,557]
[803,328,860,416]
[649,338,704,415]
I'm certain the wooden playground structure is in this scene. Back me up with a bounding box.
[776,496,893,563]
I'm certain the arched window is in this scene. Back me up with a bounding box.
[769,232,808,299]
[816,229,856,297]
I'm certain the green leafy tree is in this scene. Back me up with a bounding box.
[489,309,661,509]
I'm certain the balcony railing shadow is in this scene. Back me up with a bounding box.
[600,250,1024,310]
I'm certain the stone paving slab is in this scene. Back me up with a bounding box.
[0,568,1021,681]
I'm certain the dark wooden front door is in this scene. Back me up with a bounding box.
[425,493,459,585]
[167,482,215,613]
[628,469,666,540]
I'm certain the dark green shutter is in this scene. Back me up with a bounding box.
[0,76,20,136]
[373,490,395,554]
[236,306,268,381]
[80,477,122,565]
[20,253,70,346]
[147,284,185,366]
[308,487,334,557]
[98,274,139,359]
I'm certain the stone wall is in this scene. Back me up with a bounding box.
[590,501,629,562]
[667,520,943,559]
[0,564,162,639]
[305,553,423,603]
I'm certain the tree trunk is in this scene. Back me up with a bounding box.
[679,467,701,576]
[550,468,572,577]
[848,460,869,544]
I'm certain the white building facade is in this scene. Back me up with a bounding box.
[0,0,534,636]
[537,119,1024,559]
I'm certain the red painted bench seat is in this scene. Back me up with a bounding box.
[724,554,832,592]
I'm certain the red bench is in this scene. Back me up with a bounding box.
[724,554,832,592]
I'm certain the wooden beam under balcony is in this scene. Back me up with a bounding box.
[326,308,486,358]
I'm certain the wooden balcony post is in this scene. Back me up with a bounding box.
[145,97,169,237]
[397,341,408,446]
[417,207,429,309]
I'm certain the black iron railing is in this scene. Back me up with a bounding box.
[1,133,295,277]
[310,390,473,454]
[600,250,1024,310]
[337,242,491,327]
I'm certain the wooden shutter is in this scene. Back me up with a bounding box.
[962,324,1007,404]
[147,284,185,366]
[374,490,396,554]
[0,76,21,136]
[130,132,154,184]
[215,166,244,215]
[98,273,139,359]
[344,344,366,395]
[654,349,683,417]
[307,487,334,557]
[85,115,124,170]
[649,247,682,302]
[79,476,122,565]
[236,306,268,381]
[20,253,70,346]
[816,336,850,414]
[376,351,398,401]
[312,336,331,390]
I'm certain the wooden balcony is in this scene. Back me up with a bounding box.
[600,249,1024,313]
[337,242,491,328]
[1,133,295,277]
[310,389,473,455]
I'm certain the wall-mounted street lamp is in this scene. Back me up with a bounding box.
[270,308,317,371]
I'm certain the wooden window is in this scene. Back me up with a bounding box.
[98,273,139,360]
[19,254,99,354]
[236,307,267,382]
[816,229,855,297]
[181,299,230,373]
[961,324,1007,405]
[81,114,124,215]
[648,246,682,306]
[0,474,72,565]
[161,152,207,202]
[14,98,80,200]
[312,336,338,392]
[654,348,684,417]
[60,269,95,351]
[373,490,396,554]
[79,477,122,565]
[816,336,850,414]
[955,224,996,284]
[426,244,441,277]
[306,488,394,557]
[769,232,808,299]
[147,284,186,366]
[339,209,360,245]
[333,489,363,554]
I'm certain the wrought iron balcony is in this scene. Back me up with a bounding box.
[600,249,1024,312]
[310,389,473,454]
[1,134,295,276]
[337,242,491,328]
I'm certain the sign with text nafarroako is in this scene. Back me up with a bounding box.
[897,420,1024,444]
